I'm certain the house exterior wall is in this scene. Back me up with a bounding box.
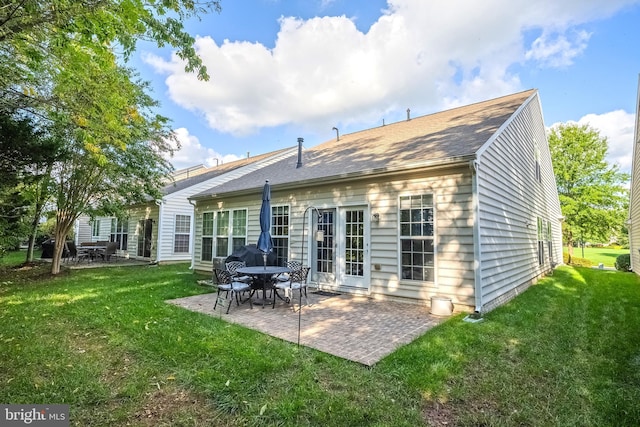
[475,93,563,312]
[193,165,477,309]
[155,198,193,263]
[74,214,111,244]
[84,149,297,263]
[74,215,92,244]
[629,79,640,274]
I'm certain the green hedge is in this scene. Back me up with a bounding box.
[615,254,631,272]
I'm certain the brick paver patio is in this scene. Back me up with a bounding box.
[167,289,445,366]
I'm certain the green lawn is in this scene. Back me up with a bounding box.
[1,251,639,426]
[566,246,629,267]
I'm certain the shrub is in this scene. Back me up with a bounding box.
[614,254,631,272]
[563,251,593,267]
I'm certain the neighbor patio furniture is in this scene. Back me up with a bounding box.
[63,241,77,263]
[213,268,253,314]
[77,242,107,262]
[76,247,92,263]
[274,266,310,306]
[97,242,118,262]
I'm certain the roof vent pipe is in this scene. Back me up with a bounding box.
[296,137,303,168]
[407,108,411,121]
[332,126,339,141]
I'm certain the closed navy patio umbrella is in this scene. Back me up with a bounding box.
[256,180,273,267]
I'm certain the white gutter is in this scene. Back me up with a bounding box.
[188,199,197,270]
[471,159,483,313]
[155,200,163,263]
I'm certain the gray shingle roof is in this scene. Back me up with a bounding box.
[162,146,296,195]
[192,89,536,199]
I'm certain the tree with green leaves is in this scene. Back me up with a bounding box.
[0,1,221,273]
[1,0,220,112]
[548,123,629,262]
[0,111,60,259]
[46,47,175,274]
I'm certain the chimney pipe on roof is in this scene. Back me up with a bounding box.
[296,137,303,168]
[332,126,339,141]
[407,108,411,121]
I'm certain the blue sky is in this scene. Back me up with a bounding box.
[132,0,640,173]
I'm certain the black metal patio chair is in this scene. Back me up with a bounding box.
[213,268,253,314]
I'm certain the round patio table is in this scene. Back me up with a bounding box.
[236,266,291,308]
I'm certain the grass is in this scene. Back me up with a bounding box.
[566,246,629,267]
[1,250,640,426]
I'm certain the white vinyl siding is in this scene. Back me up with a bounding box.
[475,94,562,311]
[192,166,475,308]
[124,147,297,264]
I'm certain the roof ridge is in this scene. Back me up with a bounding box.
[322,89,537,145]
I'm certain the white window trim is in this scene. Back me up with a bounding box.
[173,214,191,254]
[397,193,437,285]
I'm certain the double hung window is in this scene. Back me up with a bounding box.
[271,205,289,266]
[399,194,435,282]
[110,218,128,250]
[174,215,191,253]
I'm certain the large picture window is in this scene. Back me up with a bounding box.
[399,194,435,281]
[174,214,191,253]
[271,205,289,266]
[110,218,128,250]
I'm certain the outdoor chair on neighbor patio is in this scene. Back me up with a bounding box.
[77,242,96,263]
[225,261,251,283]
[274,266,310,306]
[97,242,118,262]
[213,268,253,314]
[63,241,77,263]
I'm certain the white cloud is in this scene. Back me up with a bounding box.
[548,110,635,175]
[525,30,591,68]
[577,110,635,174]
[144,0,638,137]
[165,128,241,170]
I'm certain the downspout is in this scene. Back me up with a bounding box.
[188,199,197,270]
[471,159,483,313]
[155,200,163,263]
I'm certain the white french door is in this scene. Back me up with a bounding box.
[312,206,370,293]
[337,206,369,292]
